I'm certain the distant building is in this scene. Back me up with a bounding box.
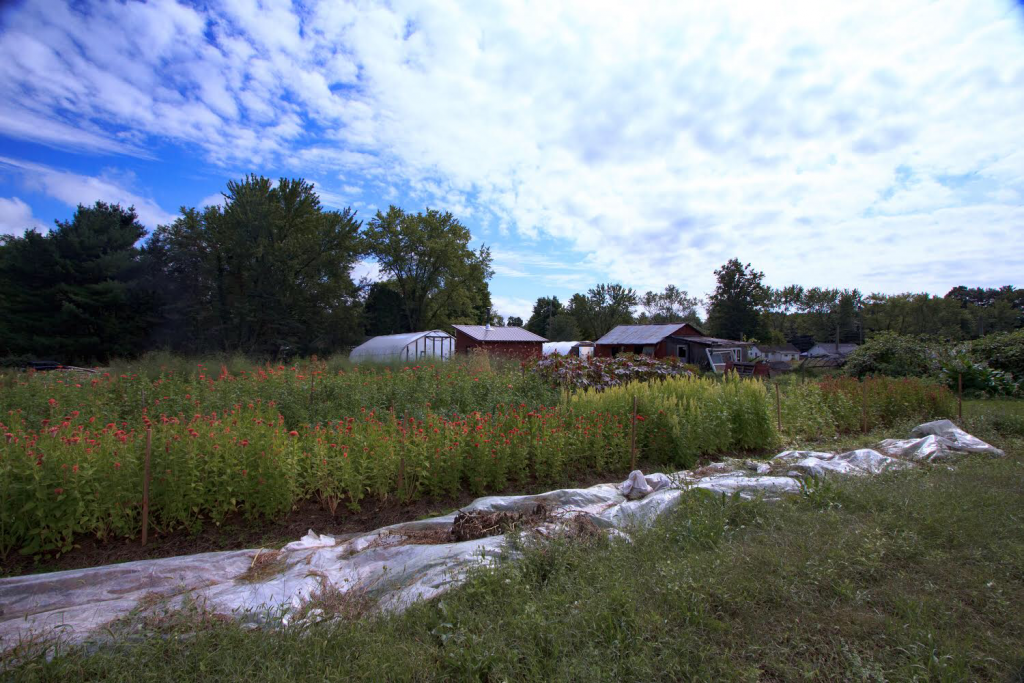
[806,342,860,358]
[542,341,595,358]
[593,323,751,372]
[349,330,454,363]
[749,343,801,363]
[452,325,547,359]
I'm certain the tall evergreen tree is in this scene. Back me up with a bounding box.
[0,202,156,361]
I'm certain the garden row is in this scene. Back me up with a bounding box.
[0,371,954,558]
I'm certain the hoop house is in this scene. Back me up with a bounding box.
[349,331,454,363]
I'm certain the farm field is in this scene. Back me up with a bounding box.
[2,355,955,568]
[7,399,1022,681]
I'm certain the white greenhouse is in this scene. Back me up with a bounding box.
[348,330,455,363]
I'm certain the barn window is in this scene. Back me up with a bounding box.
[677,346,688,360]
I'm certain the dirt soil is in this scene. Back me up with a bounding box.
[0,466,654,579]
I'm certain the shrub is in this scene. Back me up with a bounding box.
[844,332,937,378]
[938,347,1020,397]
[971,329,1024,378]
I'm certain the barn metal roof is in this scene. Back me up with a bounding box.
[594,324,694,345]
[452,325,547,342]
[674,335,752,346]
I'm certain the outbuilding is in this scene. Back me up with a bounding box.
[452,325,547,359]
[749,343,801,363]
[806,342,859,358]
[349,330,454,363]
[594,323,752,372]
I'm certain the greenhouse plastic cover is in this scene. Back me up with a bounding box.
[348,331,453,362]
[0,422,1004,654]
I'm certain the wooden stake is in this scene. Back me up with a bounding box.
[142,428,151,546]
[958,372,963,422]
[861,381,868,433]
[630,395,638,471]
[774,383,782,433]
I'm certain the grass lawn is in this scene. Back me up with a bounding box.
[8,401,1024,682]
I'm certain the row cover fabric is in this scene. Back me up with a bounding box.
[0,422,1003,654]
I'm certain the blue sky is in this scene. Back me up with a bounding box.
[1,0,1023,322]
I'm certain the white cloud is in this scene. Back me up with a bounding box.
[1,0,1022,296]
[490,295,534,324]
[351,259,381,283]
[0,156,176,228]
[0,196,46,236]
[199,192,226,208]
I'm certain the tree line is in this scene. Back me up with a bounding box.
[0,176,493,362]
[1,177,1020,362]
[526,258,1023,345]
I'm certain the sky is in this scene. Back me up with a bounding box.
[1,0,1022,323]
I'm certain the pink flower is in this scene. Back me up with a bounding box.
[288,430,299,437]
[54,487,63,495]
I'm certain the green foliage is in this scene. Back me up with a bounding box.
[525,296,563,336]
[150,176,364,355]
[14,421,1023,681]
[778,375,955,440]
[505,316,523,327]
[637,285,701,325]
[971,329,1024,377]
[572,374,778,468]
[843,331,938,378]
[939,346,1020,397]
[362,206,493,330]
[0,202,157,362]
[706,258,767,340]
[362,282,407,336]
[566,283,639,339]
[544,314,580,341]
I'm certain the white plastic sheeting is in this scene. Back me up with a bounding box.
[349,331,454,363]
[0,422,1004,653]
[877,419,1005,462]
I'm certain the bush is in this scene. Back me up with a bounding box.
[971,329,1024,377]
[938,346,1020,397]
[844,332,937,378]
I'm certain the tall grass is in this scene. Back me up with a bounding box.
[572,374,778,467]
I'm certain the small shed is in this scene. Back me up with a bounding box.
[593,323,704,359]
[542,341,595,358]
[806,342,859,358]
[452,325,547,359]
[749,343,801,363]
[349,330,454,363]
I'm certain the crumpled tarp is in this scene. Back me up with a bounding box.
[878,419,1005,461]
[0,421,1004,653]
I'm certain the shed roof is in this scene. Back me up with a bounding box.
[349,330,452,361]
[594,324,696,345]
[757,343,800,353]
[452,325,547,342]
[673,335,753,347]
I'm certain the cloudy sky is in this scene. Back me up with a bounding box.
[1,0,1022,321]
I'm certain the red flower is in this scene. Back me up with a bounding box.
[240,439,250,447]
[288,430,299,437]
[48,398,57,406]
[54,487,63,495]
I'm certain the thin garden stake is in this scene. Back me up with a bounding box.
[630,395,638,471]
[142,428,151,546]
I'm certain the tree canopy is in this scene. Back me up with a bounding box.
[705,259,767,340]
[362,206,493,331]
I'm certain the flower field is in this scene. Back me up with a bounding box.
[0,359,955,559]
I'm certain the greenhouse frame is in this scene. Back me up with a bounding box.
[348,330,455,363]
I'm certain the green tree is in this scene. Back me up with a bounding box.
[525,296,563,336]
[800,287,862,347]
[506,316,524,327]
[0,202,157,361]
[545,314,580,341]
[638,285,702,325]
[363,282,407,336]
[763,284,804,338]
[152,176,364,355]
[568,283,638,339]
[363,206,493,331]
[705,259,768,340]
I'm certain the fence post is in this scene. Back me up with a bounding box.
[774,383,782,433]
[142,428,151,546]
[630,395,637,471]
[861,381,868,433]
[958,373,963,422]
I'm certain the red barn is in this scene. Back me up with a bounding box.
[451,325,547,359]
